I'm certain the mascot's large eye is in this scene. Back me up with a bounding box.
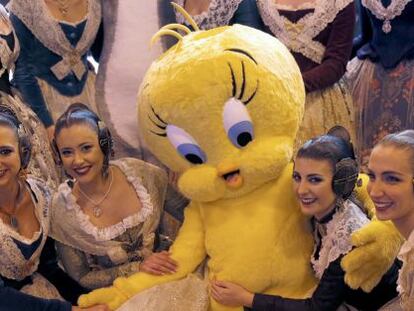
[223,98,254,148]
[166,125,206,164]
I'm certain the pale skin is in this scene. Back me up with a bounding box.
[0,11,11,36]
[44,0,88,23]
[182,0,211,16]
[0,125,108,311]
[212,157,338,307]
[0,126,40,239]
[274,0,316,9]
[367,145,414,239]
[56,124,177,274]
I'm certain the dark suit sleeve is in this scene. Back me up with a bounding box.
[0,280,71,311]
[250,257,346,311]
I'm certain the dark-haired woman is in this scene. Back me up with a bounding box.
[50,104,177,290]
[211,128,399,310]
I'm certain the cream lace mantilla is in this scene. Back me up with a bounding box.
[0,177,51,280]
[361,0,412,34]
[174,0,244,30]
[0,6,20,77]
[311,201,369,279]
[50,158,163,265]
[8,0,101,80]
[396,230,414,310]
[258,0,353,64]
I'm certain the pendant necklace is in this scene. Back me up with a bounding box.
[0,181,22,230]
[362,0,411,34]
[78,168,114,218]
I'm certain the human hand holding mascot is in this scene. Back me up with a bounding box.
[79,4,402,310]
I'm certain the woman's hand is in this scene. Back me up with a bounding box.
[140,251,178,275]
[72,305,110,311]
[210,280,254,308]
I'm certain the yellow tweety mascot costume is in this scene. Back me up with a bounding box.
[80,4,402,311]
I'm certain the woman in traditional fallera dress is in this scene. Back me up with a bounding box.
[50,104,176,290]
[257,0,356,150]
[346,0,414,169]
[8,0,101,138]
[0,105,92,308]
[366,130,414,311]
[211,128,399,311]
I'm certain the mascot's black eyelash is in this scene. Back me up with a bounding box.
[149,106,167,137]
[228,61,259,105]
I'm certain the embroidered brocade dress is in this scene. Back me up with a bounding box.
[174,0,264,30]
[0,177,62,300]
[50,158,168,290]
[8,0,101,127]
[250,200,399,310]
[346,0,414,169]
[258,0,356,150]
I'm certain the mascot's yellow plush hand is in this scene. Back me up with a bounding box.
[79,203,207,310]
[341,174,403,292]
[78,286,127,310]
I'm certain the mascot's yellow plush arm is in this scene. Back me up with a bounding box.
[341,174,403,292]
[79,203,207,310]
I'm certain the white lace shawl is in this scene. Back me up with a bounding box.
[0,177,51,280]
[311,200,369,279]
[50,158,166,265]
[257,0,353,64]
[0,6,20,76]
[396,230,414,310]
[8,0,101,80]
[174,0,244,30]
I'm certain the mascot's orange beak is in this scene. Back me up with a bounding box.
[217,162,243,189]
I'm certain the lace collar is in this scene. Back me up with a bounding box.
[8,0,101,80]
[174,0,244,30]
[0,177,51,280]
[258,0,353,63]
[361,0,412,33]
[396,229,414,310]
[56,159,154,242]
[311,200,369,279]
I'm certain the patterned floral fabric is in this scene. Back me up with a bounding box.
[346,58,414,169]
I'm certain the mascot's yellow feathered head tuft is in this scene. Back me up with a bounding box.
[138,14,305,202]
